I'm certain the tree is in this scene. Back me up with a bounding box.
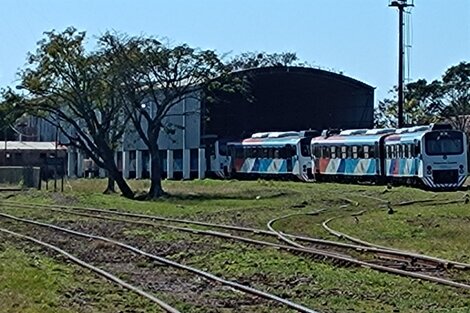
[228,51,307,71]
[18,28,134,197]
[375,79,446,127]
[376,62,470,129]
[0,88,24,140]
[100,34,231,199]
[438,62,470,132]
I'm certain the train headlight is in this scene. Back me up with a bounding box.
[426,165,432,175]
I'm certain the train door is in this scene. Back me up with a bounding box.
[285,145,295,172]
[299,138,314,180]
[202,135,228,178]
[378,138,387,181]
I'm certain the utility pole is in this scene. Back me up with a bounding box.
[389,0,413,128]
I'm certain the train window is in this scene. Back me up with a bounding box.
[409,144,415,157]
[274,149,280,159]
[323,146,330,158]
[358,146,364,158]
[312,145,320,158]
[219,143,228,156]
[346,146,352,159]
[352,146,358,159]
[403,145,409,158]
[390,145,396,158]
[236,147,244,159]
[300,139,310,157]
[285,145,295,157]
[244,148,250,158]
[269,148,275,159]
[397,145,403,158]
[330,146,336,159]
[363,146,369,159]
[386,146,391,159]
[341,146,347,159]
[251,147,257,158]
[415,142,421,156]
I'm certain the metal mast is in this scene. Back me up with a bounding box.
[389,0,414,128]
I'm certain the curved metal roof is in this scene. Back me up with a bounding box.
[231,66,374,91]
[203,66,375,140]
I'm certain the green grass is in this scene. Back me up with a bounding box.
[0,246,74,313]
[1,179,470,312]
[0,244,166,313]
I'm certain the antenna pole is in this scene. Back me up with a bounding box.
[390,0,413,128]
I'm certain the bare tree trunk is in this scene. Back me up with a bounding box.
[100,148,134,199]
[110,167,134,199]
[103,173,116,194]
[147,144,165,199]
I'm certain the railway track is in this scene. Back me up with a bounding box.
[0,227,182,313]
[268,211,470,271]
[0,212,320,313]
[1,201,470,290]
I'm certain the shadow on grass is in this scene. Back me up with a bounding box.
[133,190,294,201]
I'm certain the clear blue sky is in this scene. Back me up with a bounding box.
[1,0,468,102]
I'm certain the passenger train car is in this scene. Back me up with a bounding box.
[311,124,467,189]
[225,130,319,181]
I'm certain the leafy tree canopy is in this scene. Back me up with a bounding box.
[18,27,133,197]
[375,61,470,131]
[228,51,308,71]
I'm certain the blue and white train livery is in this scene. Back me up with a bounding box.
[384,126,467,189]
[311,124,468,189]
[311,128,395,180]
[226,131,319,181]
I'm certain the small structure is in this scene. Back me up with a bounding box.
[0,141,67,180]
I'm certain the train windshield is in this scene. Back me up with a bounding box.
[424,131,464,156]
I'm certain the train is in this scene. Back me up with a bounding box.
[209,124,468,190]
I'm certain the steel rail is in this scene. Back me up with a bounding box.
[267,211,325,251]
[396,199,451,206]
[268,211,470,270]
[0,201,279,235]
[322,216,470,269]
[0,212,320,313]
[3,200,470,270]
[0,227,181,313]
[418,199,468,207]
[1,211,469,290]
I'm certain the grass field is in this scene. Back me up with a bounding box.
[0,179,469,312]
